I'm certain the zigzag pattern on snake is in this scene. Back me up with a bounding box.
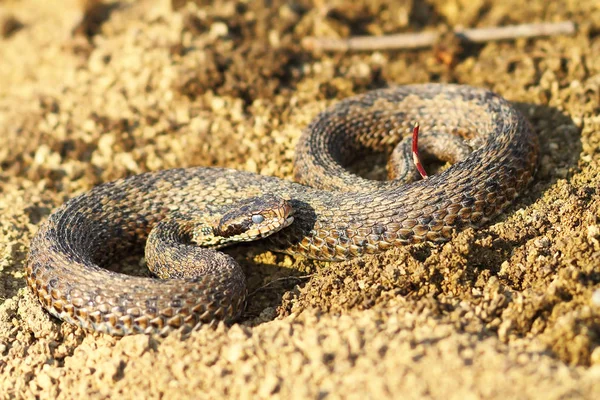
[25,84,539,335]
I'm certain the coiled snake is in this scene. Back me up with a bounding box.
[25,84,539,335]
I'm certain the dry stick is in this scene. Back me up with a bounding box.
[303,21,576,52]
[247,274,314,298]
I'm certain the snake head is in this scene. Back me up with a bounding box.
[194,194,294,247]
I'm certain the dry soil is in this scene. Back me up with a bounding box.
[1,0,600,399]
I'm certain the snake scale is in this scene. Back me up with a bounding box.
[25,84,539,336]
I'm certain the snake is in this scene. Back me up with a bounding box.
[25,84,539,336]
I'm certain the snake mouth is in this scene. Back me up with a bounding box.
[284,216,295,227]
[282,200,294,229]
[279,200,294,230]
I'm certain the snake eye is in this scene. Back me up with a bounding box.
[251,214,265,224]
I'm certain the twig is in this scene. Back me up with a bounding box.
[302,21,576,52]
[247,274,314,298]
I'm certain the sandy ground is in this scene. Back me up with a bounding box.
[1,0,600,398]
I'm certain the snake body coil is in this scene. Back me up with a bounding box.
[26,84,539,335]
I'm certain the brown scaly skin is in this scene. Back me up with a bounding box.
[25,84,539,335]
